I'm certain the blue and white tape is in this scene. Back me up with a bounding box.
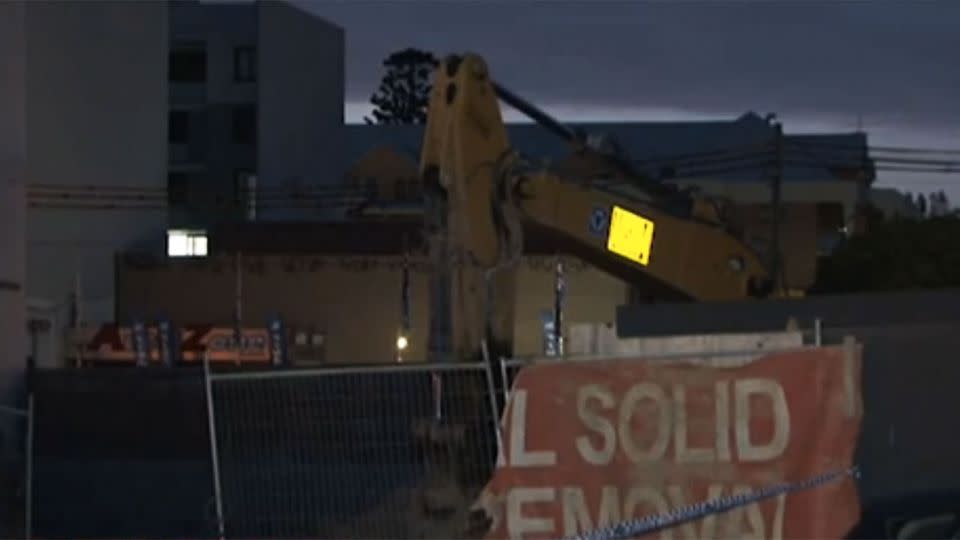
[561,466,860,540]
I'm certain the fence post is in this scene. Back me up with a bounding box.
[498,356,510,406]
[203,352,226,540]
[480,341,503,457]
[24,393,33,540]
[814,318,823,347]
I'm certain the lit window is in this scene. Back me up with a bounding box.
[167,229,208,257]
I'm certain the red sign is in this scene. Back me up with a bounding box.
[476,345,863,539]
[77,324,272,363]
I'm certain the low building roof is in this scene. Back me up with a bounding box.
[344,114,873,185]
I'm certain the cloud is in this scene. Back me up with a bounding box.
[302,0,960,200]
[300,1,959,131]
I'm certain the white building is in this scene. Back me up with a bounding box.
[9,1,346,369]
[21,1,169,369]
[167,0,345,228]
[0,1,29,462]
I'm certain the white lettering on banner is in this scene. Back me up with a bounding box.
[673,384,714,464]
[562,486,621,536]
[735,379,790,462]
[509,390,558,467]
[619,382,671,462]
[575,384,616,466]
[572,378,791,465]
[507,487,556,538]
[510,485,787,540]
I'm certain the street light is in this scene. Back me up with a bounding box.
[395,333,409,363]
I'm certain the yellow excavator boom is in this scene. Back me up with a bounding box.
[419,53,773,363]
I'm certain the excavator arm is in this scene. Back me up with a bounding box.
[515,171,772,301]
[419,53,773,364]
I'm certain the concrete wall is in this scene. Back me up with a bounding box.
[25,1,168,365]
[257,0,345,216]
[115,255,627,363]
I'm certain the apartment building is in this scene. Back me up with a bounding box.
[14,1,169,370]
[3,1,346,370]
[167,0,345,231]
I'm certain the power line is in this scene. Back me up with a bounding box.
[787,139,960,156]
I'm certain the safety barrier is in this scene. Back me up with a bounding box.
[200,328,858,539]
[203,360,503,539]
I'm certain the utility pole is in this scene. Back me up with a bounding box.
[770,120,784,295]
[234,251,242,366]
[553,257,566,357]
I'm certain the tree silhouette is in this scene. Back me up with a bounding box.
[812,213,960,293]
[364,48,438,125]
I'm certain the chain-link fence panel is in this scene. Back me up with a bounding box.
[207,363,501,539]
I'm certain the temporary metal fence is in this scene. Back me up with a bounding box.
[0,394,34,540]
[203,358,503,539]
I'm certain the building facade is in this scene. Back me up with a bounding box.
[115,223,626,364]
[167,0,346,229]
[14,1,346,369]
[23,1,170,368]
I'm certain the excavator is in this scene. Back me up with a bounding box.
[418,53,778,367]
[409,53,789,538]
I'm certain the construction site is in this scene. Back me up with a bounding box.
[3,2,960,539]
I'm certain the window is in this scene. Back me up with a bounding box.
[231,105,256,144]
[167,173,188,206]
[234,46,257,82]
[233,170,254,204]
[168,111,189,143]
[169,46,206,83]
[167,229,208,258]
[233,170,257,220]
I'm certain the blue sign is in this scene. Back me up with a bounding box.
[589,206,610,237]
[540,310,557,357]
[132,319,149,367]
[267,314,287,367]
[157,316,180,367]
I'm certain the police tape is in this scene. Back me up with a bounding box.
[560,465,861,540]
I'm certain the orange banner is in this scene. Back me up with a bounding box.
[478,346,863,540]
[76,324,273,363]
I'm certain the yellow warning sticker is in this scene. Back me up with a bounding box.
[606,205,655,266]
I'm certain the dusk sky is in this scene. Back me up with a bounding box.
[298,0,960,200]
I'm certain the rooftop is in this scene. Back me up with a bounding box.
[345,113,874,184]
